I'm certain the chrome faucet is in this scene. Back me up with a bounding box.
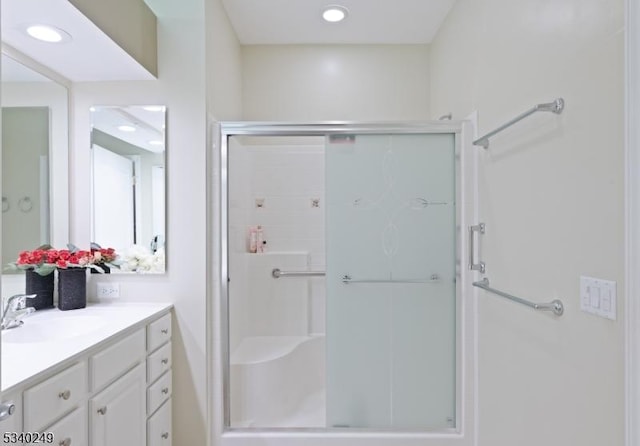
[1,294,36,330]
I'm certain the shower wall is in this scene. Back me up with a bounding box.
[228,137,327,353]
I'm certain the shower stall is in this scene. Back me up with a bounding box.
[216,121,478,445]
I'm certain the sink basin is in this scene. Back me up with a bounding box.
[2,315,107,344]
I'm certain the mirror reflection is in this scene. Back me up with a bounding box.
[1,54,68,275]
[90,105,166,273]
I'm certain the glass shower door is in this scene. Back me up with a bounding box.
[326,133,457,430]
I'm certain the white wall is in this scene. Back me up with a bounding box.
[242,45,430,121]
[430,1,624,445]
[69,0,222,444]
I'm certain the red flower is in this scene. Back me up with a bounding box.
[47,250,59,263]
[57,259,67,268]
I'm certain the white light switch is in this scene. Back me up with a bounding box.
[580,276,616,320]
[590,286,600,309]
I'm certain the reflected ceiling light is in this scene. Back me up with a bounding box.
[322,5,349,23]
[25,24,71,43]
[118,125,136,132]
[149,140,164,146]
[143,106,165,112]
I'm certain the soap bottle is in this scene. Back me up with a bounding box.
[248,226,258,253]
[256,226,265,253]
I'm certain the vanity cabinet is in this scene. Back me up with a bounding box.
[1,308,172,446]
[145,312,172,446]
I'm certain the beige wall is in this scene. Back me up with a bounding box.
[242,45,430,121]
[430,1,624,445]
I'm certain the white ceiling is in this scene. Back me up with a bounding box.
[221,0,456,45]
[1,0,155,82]
[92,106,166,154]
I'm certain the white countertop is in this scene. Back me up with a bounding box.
[1,302,173,392]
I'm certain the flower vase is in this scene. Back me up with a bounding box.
[58,268,87,311]
[25,269,54,310]
[90,264,110,274]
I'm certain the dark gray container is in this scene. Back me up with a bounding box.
[25,269,54,310]
[58,268,87,311]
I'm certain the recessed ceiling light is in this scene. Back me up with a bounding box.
[143,106,165,112]
[322,5,349,23]
[25,24,71,43]
[149,140,164,146]
[118,125,136,132]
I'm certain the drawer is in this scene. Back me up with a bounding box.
[91,328,145,391]
[147,342,172,383]
[147,398,171,446]
[147,370,172,416]
[1,392,22,446]
[24,361,87,431]
[45,405,87,446]
[147,313,171,352]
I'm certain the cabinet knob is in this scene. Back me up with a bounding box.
[162,387,169,395]
[161,328,169,334]
[161,432,169,440]
[58,390,71,400]
[161,358,169,365]
[59,437,71,446]
[0,401,15,421]
[97,406,108,415]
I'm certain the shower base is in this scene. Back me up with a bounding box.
[230,335,326,428]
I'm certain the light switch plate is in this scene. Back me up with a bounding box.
[580,276,616,320]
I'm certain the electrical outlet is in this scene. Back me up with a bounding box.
[97,282,120,299]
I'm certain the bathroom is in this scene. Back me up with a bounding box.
[0,0,633,445]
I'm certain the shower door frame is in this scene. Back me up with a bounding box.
[212,121,479,446]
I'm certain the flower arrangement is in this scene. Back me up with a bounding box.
[119,245,165,273]
[6,244,120,275]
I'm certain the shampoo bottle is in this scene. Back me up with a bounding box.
[249,226,258,253]
[256,226,265,253]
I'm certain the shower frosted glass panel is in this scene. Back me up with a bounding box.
[326,133,456,430]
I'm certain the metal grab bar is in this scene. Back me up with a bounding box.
[342,274,440,284]
[473,278,564,316]
[272,268,325,278]
[270,269,441,284]
[473,98,565,149]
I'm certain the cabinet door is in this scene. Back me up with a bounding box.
[90,363,145,446]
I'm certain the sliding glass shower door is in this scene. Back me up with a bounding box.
[223,125,459,432]
[326,133,456,430]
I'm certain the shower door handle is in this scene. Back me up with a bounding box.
[468,223,486,273]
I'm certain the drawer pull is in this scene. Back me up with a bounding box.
[161,358,169,365]
[162,387,169,394]
[161,432,169,440]
[161,328,169,334]
[59,438,71,446]
[0,402,15,421]
[97,406,108,415]
[58,390,71,400]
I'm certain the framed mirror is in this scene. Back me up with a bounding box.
[90,105,166,273]
[1,50,69,284]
